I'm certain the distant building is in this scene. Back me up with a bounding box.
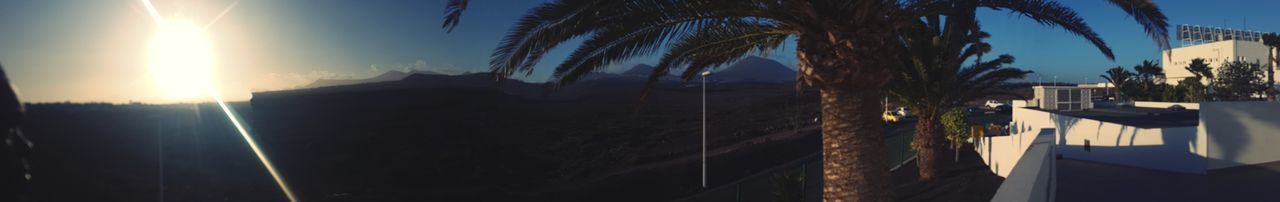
[1161,24,1277,85]
[1031,86,1092,111]
[1076,82,1115,100]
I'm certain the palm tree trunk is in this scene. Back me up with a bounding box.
[913,113,945,181]
[819,86,893,201]
[1269,48,1276,101]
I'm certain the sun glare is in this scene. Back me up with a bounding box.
[148,19,215,100]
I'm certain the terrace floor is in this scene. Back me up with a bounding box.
[1057,158,1280,202]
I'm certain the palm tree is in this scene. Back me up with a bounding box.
[1101,67,1135,100]
[1183,58,1213,101]
[1186,58,1214,81]
[1262,33,1279,101]
[1133,60,1163,100]
[445,1,1169,200]
[890,10,1030,181]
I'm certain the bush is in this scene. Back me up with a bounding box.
[942,108,971,162]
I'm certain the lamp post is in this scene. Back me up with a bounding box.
[701,71,711,188]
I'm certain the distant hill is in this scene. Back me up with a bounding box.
[618,64,682,81]
[305,70,441,88]
[714,56,795,83]
[621,64,657,77]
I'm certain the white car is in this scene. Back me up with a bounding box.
[984,100,1008,109]
[893,107,913,118]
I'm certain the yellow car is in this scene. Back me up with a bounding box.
[883,111,903,123]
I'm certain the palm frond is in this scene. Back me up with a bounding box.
[545,17,709,88]
[490,0,615,78]
[490,1,776,82]
[441,0,468,33]
[1106,0,1170,50]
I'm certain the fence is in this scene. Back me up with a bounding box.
[676,132,916,202]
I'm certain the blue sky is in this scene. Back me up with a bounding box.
[0,0,1278,103]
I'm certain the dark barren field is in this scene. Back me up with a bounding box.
[20,73,825,201]
[24,103,284,201]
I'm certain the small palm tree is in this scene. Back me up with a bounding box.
[1184,58,1213,101]
[890,10,1030,181]
[1101,67,1135,100]
[443,1,1169,200]
[1132,60,1163,100]
[1186,58,1214,81]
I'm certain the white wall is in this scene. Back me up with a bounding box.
[976,130,1042,177]
[1203,101,1280,169]
[978,101,1054,177]
[1006,102,1208,174]
[991,133,1056,202]
[1134,101,1200,110]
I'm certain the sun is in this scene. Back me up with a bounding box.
[147,19,216,100]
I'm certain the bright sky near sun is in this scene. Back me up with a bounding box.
[0,0,1279,103]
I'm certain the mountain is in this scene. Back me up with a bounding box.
[621,64,657,77]
[618,64,682,81]
[305,70,441,88]
[713,56,795,83]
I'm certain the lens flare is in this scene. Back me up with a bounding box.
[213,94,298,202]
[142,0,297,201]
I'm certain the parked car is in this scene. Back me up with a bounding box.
[893,107,913,118]
[882,111,902,123]
[965,107,985,116]
[984,100,1008,109]
[994,105,1012,114]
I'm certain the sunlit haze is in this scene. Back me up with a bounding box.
[148,19,215,101]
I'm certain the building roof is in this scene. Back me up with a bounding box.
[1033,107,1199,128]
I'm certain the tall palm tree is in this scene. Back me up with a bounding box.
[444,1,1169,200]
[891,10,1030,181]
[1101,66,1135,100]
[1262,33,1279,101]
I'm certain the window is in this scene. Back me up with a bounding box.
[1055,88,1084,111]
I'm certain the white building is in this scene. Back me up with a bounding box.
[1031,86,1092,111]
[1161,25,1277,85]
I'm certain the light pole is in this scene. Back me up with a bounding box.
[701,71,711,188]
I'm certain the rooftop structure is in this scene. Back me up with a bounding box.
[985,100,1280,201]
[1164,24,1277,86]
[1030,85,1093,111]
[1175,24,1268,46]
[1161,39,1277,85]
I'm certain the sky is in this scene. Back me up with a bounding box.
[0,0,1278,103]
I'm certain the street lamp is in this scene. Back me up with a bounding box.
[700,71,711,188]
